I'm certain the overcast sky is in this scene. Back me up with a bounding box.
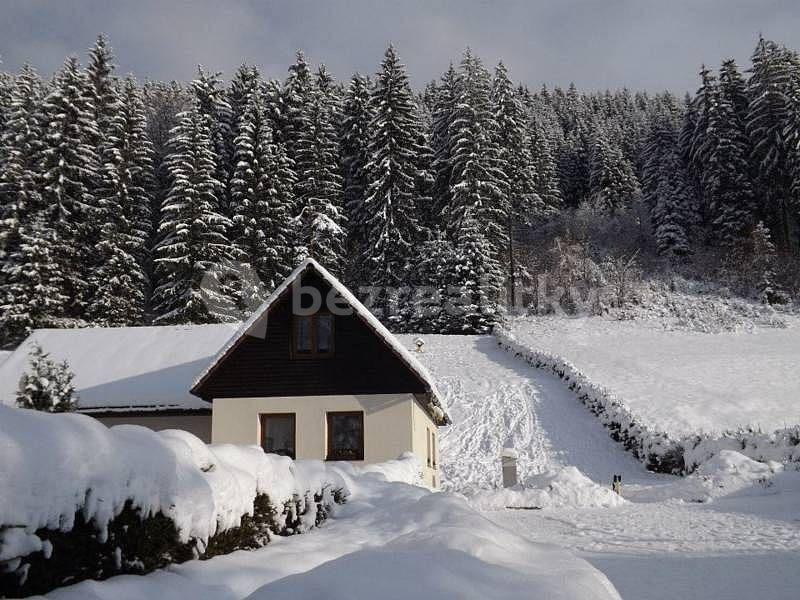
[1,1,799,94]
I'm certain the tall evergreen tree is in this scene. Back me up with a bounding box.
[492,62,539,305]
[153,100,238,324]
[230,88,296,292]
[86,34,120,142]
[431,64,460,222]
[0,66,66,344]
[704,60,756,246]
[293,73,345,273]
[446,50,508,264]
[360,45,426,311]
[746,38,799,248]
[588,128,640,213]
[340,73,373,283]
[37,56,101,319]
[192,67,234,212]
[89,76,154,325]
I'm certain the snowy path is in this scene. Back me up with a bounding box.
[401,334,800,599]
[398,334,661,491]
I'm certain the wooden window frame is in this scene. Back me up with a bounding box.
[326,411,365,461]
[432,430,437,468]
[291,312,335,359]
[260,413,297,460]
[426,428,432,467]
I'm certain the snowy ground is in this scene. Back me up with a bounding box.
[506,316,800,436]
[41,462,619,600]
[400,334,800,600]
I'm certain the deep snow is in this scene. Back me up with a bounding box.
[507,316,800,437]
[39,455,620,600]
[399,333,800,599]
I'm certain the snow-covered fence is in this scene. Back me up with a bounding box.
[0,406,348,596]
[493,327,800,474]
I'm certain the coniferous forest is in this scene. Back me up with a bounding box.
[1,35,799,347]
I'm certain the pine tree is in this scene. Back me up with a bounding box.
[192,67,234,212]
[282,51,315,163]
[528,118,563,215]
[293,73,346,274]
[89,76,154,325]
[588,128,640,213]
[451,217,502,332]
[153,99,238,324]
[0,66,67,344]
[86,34,120,142]
[340,73,373,283]
[16,343,77,412]
[492,62,539,305]
[360,45,426,312]
[446,50,508,264]
[431,64,460,221]
[230,88,296,293]
[746,38,799,248]
[704,60,756,246]
[37,56,101,319]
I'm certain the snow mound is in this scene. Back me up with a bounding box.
[469,467,626,511]
[245,492,621,600]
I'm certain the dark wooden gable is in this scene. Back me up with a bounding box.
[193,270,428,400]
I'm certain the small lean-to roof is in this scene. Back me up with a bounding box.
[0,324,238,412]
[191,258,450,425]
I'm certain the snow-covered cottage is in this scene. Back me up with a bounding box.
[0,259,448,487]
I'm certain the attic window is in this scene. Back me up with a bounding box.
[292,313,334,358]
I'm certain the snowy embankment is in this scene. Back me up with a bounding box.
[497,318,800,473]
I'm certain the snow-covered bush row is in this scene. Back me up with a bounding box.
[494,328,800,474]
[0,405,348,596]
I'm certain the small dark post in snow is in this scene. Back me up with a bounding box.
[612,474,622,496]
[414,337,425,353]
[502,448,518,488]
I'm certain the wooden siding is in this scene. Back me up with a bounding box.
[194,272,427,400]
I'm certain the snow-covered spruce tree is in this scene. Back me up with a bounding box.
[360,45,428,317]
[227,64,261,138]
[37,56,101,320]
[281,51,315,165]
[557,127,591,207]
[430,63,460,222]
[16,343,77,413]
[88,76,154,326]
[86,34,120,143]
[405,236,460,333]
[527,118,563,216]
[230,87,296,293]
[450,216,502,333]
[704,61,756,247]
[340,73,373,284]
[446,50,508,269]
[192,67,234,212]
[153,99,239,324]
[0,66,68,345]
[0,65,43,269]
[588,128,640,213]
[293,72,346,274]
[746,38,799,249]
[641,116,696,256]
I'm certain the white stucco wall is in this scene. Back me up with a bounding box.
[212,394,440,487]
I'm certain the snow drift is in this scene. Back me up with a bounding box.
[469,466,626,511]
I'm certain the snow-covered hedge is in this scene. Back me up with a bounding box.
[0,406,348,596]
[494,327,800,474]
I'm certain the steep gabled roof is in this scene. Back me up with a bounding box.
[191,258,449,425]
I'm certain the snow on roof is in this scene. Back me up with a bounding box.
[192,258,450,424]
[0,350,11,367]
[0,324,238,412]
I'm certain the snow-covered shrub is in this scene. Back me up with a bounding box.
[0,406,348,596]
[15,343,77,412]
